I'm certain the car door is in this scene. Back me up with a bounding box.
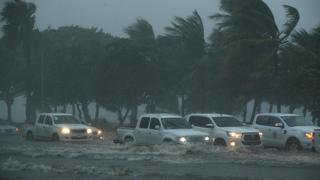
[135,117,150,144]
[253,116,272,145]
[268,116,287,147]
[35,115,46,137]
[43,115,54,139]
[147,118,163,144]
[189,116,214,136]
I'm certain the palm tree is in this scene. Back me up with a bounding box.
[1,0,36,123]
[164,10,206,115]
[124,19,157,122]
[210,0,299,121]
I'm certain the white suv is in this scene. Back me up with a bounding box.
[186,114,262,147]
[252,113,319,151]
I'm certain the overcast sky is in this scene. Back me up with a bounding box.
[1,0,319,39]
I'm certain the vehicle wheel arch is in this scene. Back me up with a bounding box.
[123,135,134,142]
[52,133,60,141]
[214,137,227,146]
[285,136,302,151]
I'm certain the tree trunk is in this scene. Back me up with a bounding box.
[250,99,258,124]
[118,106,131,126]
[289,105,295,113]
[268,102,273,113]
[277,101,281,113]
[303,106,307,117]
[256,100,262,113]
[130,102,138,126]
[181,94,185,117]
[72,104,76,115]
[5,100,13,123]
[81,102,91,123]
[95,103,100,122]
[62,104,67,113]
[76,103,82,121]
[242,102,247,123]
[54,104,58,112]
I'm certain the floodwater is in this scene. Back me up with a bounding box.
[0,134,319,180]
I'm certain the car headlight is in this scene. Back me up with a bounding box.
[97,130,102,135]
[87,128,92,134]
[304,132,313,140]
[61,128,70,134]
[227,132,242,138]
[259,132,263,137]
[204,136,210,141]
[179,137,187,143]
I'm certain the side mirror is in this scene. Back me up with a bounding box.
[205,124,214,128]
[155,125,160,130]
[275,123,284,128]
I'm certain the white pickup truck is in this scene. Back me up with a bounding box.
[23,113,93,141]
[185,113,262,147]
[252,113,319,151]
[114,113,210,145]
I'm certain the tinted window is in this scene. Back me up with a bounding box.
[53,115,80,124]
[256,116,269,126]
[213,117,242,127]
[189,116,212,128]
[45,116,53,125]
[139,117,150,128]
[150,118,161,129]
[38,115,46,124]
[161,118,191,129]
[269,117,282,127]
[282,116,313,127]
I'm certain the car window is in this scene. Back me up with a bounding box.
[149,118,161,129]
[189,116,212,128]
[45,116,53,125]
[38,115,46,124]
[213,116,243,127]
[269,117,282,127]
[139,117,150,129]
[256,116,269,126]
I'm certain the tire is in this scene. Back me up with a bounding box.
[52,133,60,142]
[214,139,227,146]
[124,137,134,144]
[286,138,302,152]
[26,131,34,141]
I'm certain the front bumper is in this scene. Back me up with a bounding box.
[300,139,314,149]
[58,133,93,141]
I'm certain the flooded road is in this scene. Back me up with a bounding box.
[1,135,319,180]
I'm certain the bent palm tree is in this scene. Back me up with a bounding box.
[1,0,37,123]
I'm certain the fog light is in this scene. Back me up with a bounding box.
[204,136,210,141]
[179,137,187,143]
[87,128,92,134]
[230,141,236,147]
[61,128,70,134]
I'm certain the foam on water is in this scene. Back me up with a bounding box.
[1,140,320,166]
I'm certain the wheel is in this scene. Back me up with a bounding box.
[214,139,227,146]
[52,133,60,141]
[26,131,34,141]
[286,138,302,152]
[124,137,134,144]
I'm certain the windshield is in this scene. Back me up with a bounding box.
[213,117,243,127]
[53,115,80,124]
[161,118,191,129]
[281,116,313,127]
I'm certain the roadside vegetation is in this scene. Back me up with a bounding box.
[0,0,319,125]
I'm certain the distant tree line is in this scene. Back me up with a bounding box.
[0,0,320,125]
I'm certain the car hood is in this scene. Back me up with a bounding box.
[291,126,319,132]
[55,124,89,129]
[164,129,208,137]
[220,127,260,133]
[0,125,16,130]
